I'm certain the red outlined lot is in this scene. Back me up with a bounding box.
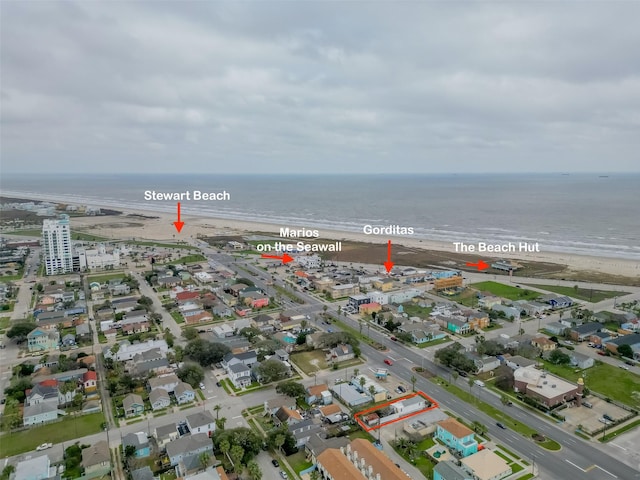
[353,390,439,432]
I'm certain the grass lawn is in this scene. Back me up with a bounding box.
[290,350,329,375]
[287,451,313,473]
[0,412,104,457]
[470,281,540,301]
[9,228,42,237]
[522,284,629,303]
[516,475,535,480]
[71,231,111,241]
[170,311,185,324]
[416,336,451,349]
[541,360,640,406]
[401,303,433,318]
[431,378,562,451]
[0,316,10,330]
[391,443,434,478]
[347,429,375,442]
[88,272,126,283]
[416,437,435,451]
[446,288,480,307]
[162,254,206,265]
[599,418,640,442]
[127,240,199,250]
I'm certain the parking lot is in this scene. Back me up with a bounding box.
[561,396,630,434]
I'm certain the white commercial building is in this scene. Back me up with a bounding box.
[77,244,120,270]
[42,214,73,275]
[368,290,389,305]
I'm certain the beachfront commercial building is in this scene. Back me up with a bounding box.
[42,214,73,275]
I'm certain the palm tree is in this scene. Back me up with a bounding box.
[219,438,231,465]
[353,368,360,378]
[198,452,210,471]
[247,460,262,480]
[216,417,227,430]
[274,434,286,454]
[358,318,363,334]
[230,445,244,473]
[472,421,487,435]
[309,470,320,480]
[468,378,474,394]
[410,375,417,392]
[213,404,222,420]
[369,385,376,399]
[359,377,366,391]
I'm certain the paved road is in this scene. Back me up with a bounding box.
[332,311,640,480]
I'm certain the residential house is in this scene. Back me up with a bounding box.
[570,323,603,342]
[491,304,521,321]
[433,461,474,480]
[241,291,269,308]
[435,418,478,457]
[306,384,331,405]
[149,389,171,411]
[274,406,302,426]
[155,423,179,448]
[227,283,248,297]
[273,349,290,362]
[25,383,59,406]
[251,314,276,331]
[502,355,538,370]
[264,397,297,416]
[532,336,557,352]
[544,322,568,336]
[466,312,490,330]
[222,350,258,369]
[23,402,61,426]
[590,331,612,346]
[75,322,91,339]
[469,354,500,374]
[123,432,151,458]
[104,339,169,362]
[131,467,155,480]
[83,370,98,393]
[175,382,196,405]
[166,433,214,466]
[289,418,322,449]
[13,455,55,480]
[228,363,252,389]
[327,343,355,363]
[461,449,512,480]
[359,302,382,315]
[372,278,394,291]
[148,373,180,393]
[351,375,388,403]
[328,283,359,298]
[477,296,502,309]
[123,393,145,417]
[568,350,595,369]
[186,411,216,436]
[81,440,111,478]
[548,296,573,308]
[62,333,76,347]
[27,328,60,353]
[605,333,640,358]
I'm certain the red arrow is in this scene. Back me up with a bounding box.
[261,253,294,264]
[384,240,394,273]
[466,260,490,271]
[173,202,184,233]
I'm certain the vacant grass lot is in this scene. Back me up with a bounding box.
[89,272,126,283]
[522,284,628,303]
[290,350,328,375]
[0,412,104,457]
[162,254,206,265]
[541,360,640,406]
[287,451,313,473]
[401,303,433,318]
[470,281,540,301]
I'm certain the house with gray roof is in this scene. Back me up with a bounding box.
[82,440,111,477]
[123,393,145,417]
[123,432,150,458]
[23,402,61,426]
[186,411,216,436]
[166,433,213,466]
[175,382,195,405]
[155,423,179,447]
[149,389,171,410]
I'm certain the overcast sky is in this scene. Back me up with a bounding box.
[2,1,640,174]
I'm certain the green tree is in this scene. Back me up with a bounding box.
[1,465,15,480]
[310,470,320,480]
[549,349,571,365]
[276,381,306,398]
[247,460,262,480]
[219,438,231,464]
[472,421,487,435]
[230,445,245,474]
[124,445,136,458]
[177,363,205,387]
[6,322,37,341]
[216,417,227,430]
[184,339,230,367]
[182,327,199,341]
[199,452,210,470]
[214,404,222,420]
[618,344,634,358]
[410,375,417,392]
[164,329,175,348]
[255,359,289,383]
[359,376,366,390]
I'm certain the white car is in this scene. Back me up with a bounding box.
[36,443,53,451]
[619,364,630,370]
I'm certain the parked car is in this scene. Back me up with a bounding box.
[582,401,593,408]
[384,359,393,366]
[597,351,606,356]
[216,381,221,387]
[603,414,613,422]
[199,383,206,389]
[619,364,630,370]
[396,386,406,393]
[36,443,53,451]
[272,459,280,468]
[496,422,506,429]
[280,471,288,479]
[390,336,398,341]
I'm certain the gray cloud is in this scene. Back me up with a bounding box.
[1,1,639,174]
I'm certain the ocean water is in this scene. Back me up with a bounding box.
[2,173,639,260]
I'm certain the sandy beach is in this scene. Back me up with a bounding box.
[60,205,640,280]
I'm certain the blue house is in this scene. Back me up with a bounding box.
[435,418,478,457]
[123,432,151,458]
[548,296,573,308]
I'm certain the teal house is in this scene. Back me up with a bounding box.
[435,418,478,457]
